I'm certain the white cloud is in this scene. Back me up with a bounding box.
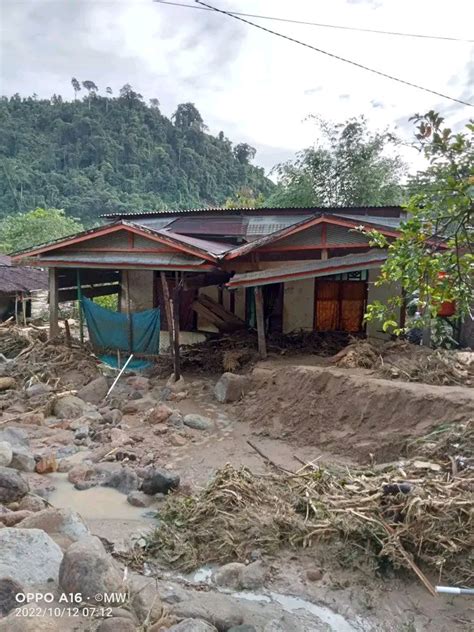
[1,0,472,173]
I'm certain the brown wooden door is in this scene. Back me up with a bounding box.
[315,280,339,331]
[340,281,366,332]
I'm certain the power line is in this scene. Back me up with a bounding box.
[191,0,473,108]
[154,0,473,43]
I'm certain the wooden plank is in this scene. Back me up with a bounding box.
[58,283,120,303]
[254,286,267,359]
[160,272,174,358]
[172,281,181,381]
[48,268,59,339]
[197,294,244,327]
[191,300,230,331]
[124,270,133,353]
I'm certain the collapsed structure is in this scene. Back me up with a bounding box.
[11,205,410,357]
[0,254,47,323]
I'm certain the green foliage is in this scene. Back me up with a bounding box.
[0,207,83,253]
[365,112,474,335]
[94,294,118,312]
[224,187,265,209]
[266,116,405,207]
[0,86,274,222]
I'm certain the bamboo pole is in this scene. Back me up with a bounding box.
[76,269,84,344]
[160,271,174,357]
[124,270,133,354]
[49,268,59,339]
[172,276,182,381]
[254,286,267,359]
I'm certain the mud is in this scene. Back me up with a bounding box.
[235,364,474,461]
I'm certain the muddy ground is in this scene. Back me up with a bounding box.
[1,348,473,631]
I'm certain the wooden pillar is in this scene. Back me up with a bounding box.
[49,268,59,339]
[254,286,267,359]
[160,271,174,358]
[76,269,84,344]
[172,281,181,380]
[124,270,133,353]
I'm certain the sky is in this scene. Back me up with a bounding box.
[1,0,473,175]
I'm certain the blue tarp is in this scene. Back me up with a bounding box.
[81,297,160,356]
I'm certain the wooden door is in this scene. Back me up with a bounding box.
[315,280,366,332]
[340,281,366,332]
[315,280,339,331]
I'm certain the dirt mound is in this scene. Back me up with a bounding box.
[332,339,473,386]
[237,365,474,462]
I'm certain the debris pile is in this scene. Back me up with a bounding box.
[333,339,473,386]
[144,421,473,587]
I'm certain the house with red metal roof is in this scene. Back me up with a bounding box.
[11,206,408,352]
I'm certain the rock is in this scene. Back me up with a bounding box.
[169,411,184,428]
[214,373,250,403]
[0,614,64,631]
[171,592,243,630]
[166,374,186,393]
[18,495,47,512]
[170,433,187,447]
[10,446,36,472]
[0,378,15,391]
[96,618,136,632]
[103,467,139,494]
[0,427,28,447]
[240,561,266,589]
[81,408,104,423]
[0,442,12,467]
[22,412,45,426]
[228,627,257,632]
[212,563,245,590]
[0,467,29,502]
[122,398,155,414]
[103,408,123,425]
[35,453,58,474]
[183,414,213,431]
[110,428,132,447]
[0,528,63,587]
[0,577,24,615]
[25,382,51,398]
[73,425,89,440]
[127,375,150,390]
[59,535,124,600]
[166,620,218,632]
[17,508,89,549]
[77,376,109,405]
[306,568,323,582]
[67,463,97,487]
[129,578,163,624]
[53,395,87,419]
[141,468,180,495]
[0,509,34,526]
[127,491,152,507]
[145,403,173,424]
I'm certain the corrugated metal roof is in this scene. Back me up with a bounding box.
[226,250,387,289]
[101,205,404,219]
[164,216,247,237]
[0,265,48,293]
[341,214,403,228]
[246,215,311,236]
[157,229,233,256]
[35,252,207,268]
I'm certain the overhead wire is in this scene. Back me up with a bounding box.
[153,0,473,43]
[188,0,473,108]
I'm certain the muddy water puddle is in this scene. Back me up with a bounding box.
[47,473,156,522]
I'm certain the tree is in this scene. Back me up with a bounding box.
[82,80,98,94]
[225,187,264,209]
[233,143,256,164]
[266,116,405,207]
[106,87,113,96]
[149,98,160,108]
[71,77,81,100]
[0,208,83,253]
[364,112,473,338]
[172,103,204,131]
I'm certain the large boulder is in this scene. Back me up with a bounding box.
[17,508,90,549]
[0,510,34,526]
[59,535,124,600]
[166,621,218,632]
[77,376,109,405]
[0,614,65,631]
[0,377,15,391]
[183,414,213,431]
[212,563,245,590]
[141,468,180,495]
[0,528,63,587]
[214,373,250,403]
[53,395,87,419]
[171,592,244,631]
[0,442,12,467]
[10,446,36,472]
[96,619,136,632]
[0,427,28,448]
[0,467,29,502]
[102,467,139,495]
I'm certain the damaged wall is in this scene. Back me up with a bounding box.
[121,270,154,312]
[283,279,314,333]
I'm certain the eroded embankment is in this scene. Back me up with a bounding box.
[240,365,474,461]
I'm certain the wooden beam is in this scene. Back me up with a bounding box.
[172,281,181,381]
[48,268,59,339]
[124,270,133,353]
[160,272,174,358]
[58,283,120,303]
[254,286,267,359]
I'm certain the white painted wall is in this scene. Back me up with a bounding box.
[366,267,402,340]
[283,278,314,333]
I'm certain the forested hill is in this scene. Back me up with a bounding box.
[0,85,274,222]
